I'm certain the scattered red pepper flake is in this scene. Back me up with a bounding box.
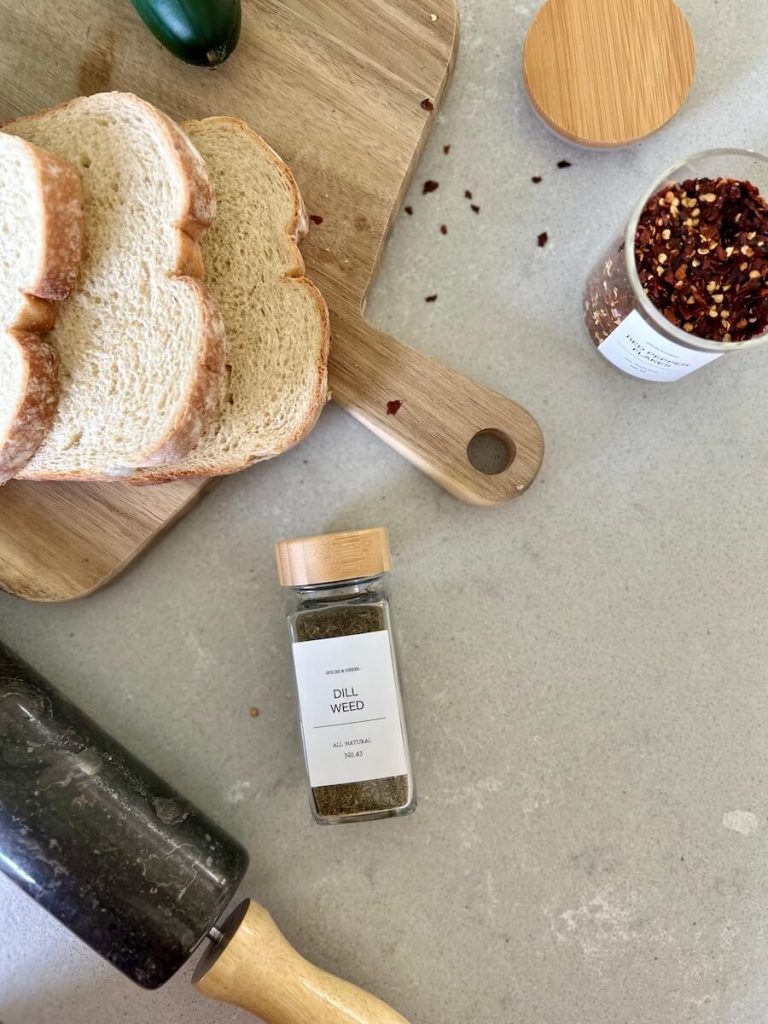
[470,204,480,214]
[423,179,439,194]
[557,159,572,169]
[532,176,543,184]
[386,400,402,415]
[425,294,438,302]
[440,224,448,235]
[538,232,549,247]
[421,98,434,111]
[309,214,323,225]
[464,189,473,200]
[443,144,451,155]
[404,206,413,215]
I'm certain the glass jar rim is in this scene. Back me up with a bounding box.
[293,573,386,594]
[624,148,768,353]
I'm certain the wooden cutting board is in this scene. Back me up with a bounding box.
[0,0,544,602]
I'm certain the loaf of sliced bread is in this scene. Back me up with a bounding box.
[133,116,329,482]
[3,92,224,480]
[0,135,82,483]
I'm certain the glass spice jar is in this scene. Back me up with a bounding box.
[275,527,415,825]
[584,149,768,382]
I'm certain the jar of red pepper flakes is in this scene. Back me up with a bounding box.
[584,150,768,382]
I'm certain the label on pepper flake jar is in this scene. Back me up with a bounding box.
[598,310,724,382]
[291,630,407,788]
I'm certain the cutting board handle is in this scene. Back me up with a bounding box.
[330,316,544,505]
[193,899,410,1024]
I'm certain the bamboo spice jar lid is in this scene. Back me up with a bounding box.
[275,528,392,587]
[523,0,696,148]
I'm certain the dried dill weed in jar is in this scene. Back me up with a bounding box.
[275,528,415,825]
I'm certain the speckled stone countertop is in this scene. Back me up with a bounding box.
[3,2,768,1022]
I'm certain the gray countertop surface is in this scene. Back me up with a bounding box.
[3,2,768,1022]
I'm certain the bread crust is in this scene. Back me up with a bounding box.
[0,333,59,483]
[134,116,330,483]
[0,138,82,483]
[8,93,224,480]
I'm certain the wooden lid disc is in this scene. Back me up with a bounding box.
[523,0,696,148]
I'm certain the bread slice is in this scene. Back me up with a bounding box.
[133,116,329,482]
[0,135,82,483]
[3,92,224,480]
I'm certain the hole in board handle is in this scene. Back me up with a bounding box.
[467,430,516,476]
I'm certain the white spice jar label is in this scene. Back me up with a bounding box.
[291,630,408,788]
[598,310,724,381]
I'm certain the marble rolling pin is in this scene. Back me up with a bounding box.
[0,641,409,1024]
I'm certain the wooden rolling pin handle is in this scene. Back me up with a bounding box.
[330,317,544,506]
[193,899,411,1024]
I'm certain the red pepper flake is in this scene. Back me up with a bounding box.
[633,176,768,342]
[557,159,572,169]
[421,98,434,111]
[464,189,473,200]
[531,176,543,184]
[309,214,323,225]
[440,224,448,235]
[537,232,549,247]
[470,204,480,214]
[425,294,438,302]
[386,400,402,415]
[443,144,451,155]
[423,179,439,194]
[404,206,413,215]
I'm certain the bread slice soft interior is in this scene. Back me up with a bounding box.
[3,92,224,480]
[134,116,329,482]
[0,134,82,483]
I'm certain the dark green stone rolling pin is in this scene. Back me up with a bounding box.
[0,640,410,1023]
